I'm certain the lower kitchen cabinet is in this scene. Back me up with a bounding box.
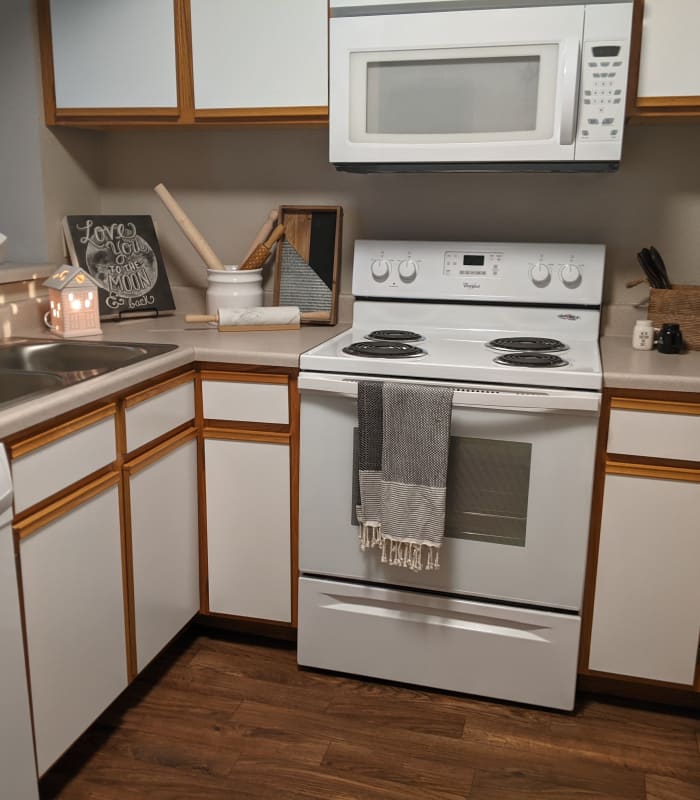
[124,429,200,674]
[16,475,127,776]
[588,468,700,685]
[204,436,291,623]
[583,393,700,694]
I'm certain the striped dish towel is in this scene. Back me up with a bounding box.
[355,381,454,571]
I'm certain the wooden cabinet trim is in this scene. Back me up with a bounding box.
[14,472,120,540]
[175,0,195,123]
[203,427,288,445]
[8,403,117,460]
[123,427,198,476]
[605,459,700,483]
[194,107,329,123]
[124,370,196,409]
[289,374,300,627]
[200,371,288,386]
[610,396,700,415]
[37,0,56,125]
[118,476,138,682]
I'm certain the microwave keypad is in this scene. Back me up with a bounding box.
[579,42,627,142]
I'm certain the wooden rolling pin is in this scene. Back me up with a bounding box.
[154,183,225,271]
[185,306,301,331]
[239,224,285,271]
[241,209,278,263]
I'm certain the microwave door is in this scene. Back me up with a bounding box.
[329,4,585,167]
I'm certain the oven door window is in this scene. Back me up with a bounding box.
[350,44,558,143]
[445,437,531,547]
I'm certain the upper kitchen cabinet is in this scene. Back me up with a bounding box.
[40,0,182,124]
[190,0,328,123]
[628,0,700,118]
[38,0,329,126]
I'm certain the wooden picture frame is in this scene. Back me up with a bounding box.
[272,206,342,326]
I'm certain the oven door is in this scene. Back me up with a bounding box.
[329,4,584,166]
[299,372,600,611]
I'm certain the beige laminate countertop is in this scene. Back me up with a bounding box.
[0,313,349,439]
[601,336,700,394]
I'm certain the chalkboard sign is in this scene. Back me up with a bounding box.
[62,215,175,319]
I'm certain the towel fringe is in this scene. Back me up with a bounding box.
[371,538,440,572]
[359,521,382,552]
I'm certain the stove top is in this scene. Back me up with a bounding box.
[302,302,603,390]
[301,240,605,392]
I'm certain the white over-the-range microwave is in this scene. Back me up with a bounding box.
[329,0,634,172]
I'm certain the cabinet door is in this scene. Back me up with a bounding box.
[205,437,291,622]
[49,0,178,109]
[588,470,700,685]
[19,478,127,776]
[127,435,199,673]
[190,0,328,113]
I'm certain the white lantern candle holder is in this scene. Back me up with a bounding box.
[43,266,102,338]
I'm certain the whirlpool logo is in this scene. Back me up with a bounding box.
[463,281,481,289]
[558,313,581,321]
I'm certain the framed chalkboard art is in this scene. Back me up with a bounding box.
[62,215,175,319]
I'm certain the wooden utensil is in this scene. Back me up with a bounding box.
[154,183,225,271]
[241,209,278,263]
[239,224,285,271]
[185,305,301,331]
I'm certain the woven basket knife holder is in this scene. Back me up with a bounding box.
[648,285,700,349]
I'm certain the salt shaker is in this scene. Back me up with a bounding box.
[632,319,654,350]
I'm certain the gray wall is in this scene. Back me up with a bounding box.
[98,123,700,307]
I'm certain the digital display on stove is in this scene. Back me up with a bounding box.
[463,255,485,266]
[592,45,621,57]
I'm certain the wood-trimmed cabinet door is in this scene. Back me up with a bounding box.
[41,0,183,123]
[588,465,700,686]
[629,0,700,118]
[124,430,200,675]
[189,0,328,122]
[17,474,127,777]
[204,435,292,623]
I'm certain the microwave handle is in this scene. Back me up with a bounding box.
[298,374,600,414]
[559,38,580,146]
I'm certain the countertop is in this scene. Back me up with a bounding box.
[0,313,348,440]
[601,336,700,393]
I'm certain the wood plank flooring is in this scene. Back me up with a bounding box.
[40,629,700,800]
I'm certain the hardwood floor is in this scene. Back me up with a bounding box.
[41,629,700,800]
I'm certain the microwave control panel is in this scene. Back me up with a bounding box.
[578,41,629,143]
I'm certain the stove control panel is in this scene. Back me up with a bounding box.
[353,241,605,306]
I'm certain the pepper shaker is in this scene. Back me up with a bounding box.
[632,320,654,350]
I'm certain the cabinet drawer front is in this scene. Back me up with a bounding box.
[589,473,700,685]
[20,482,127,775]
[298,577,581,711]
[125,379,195,453]
[607,405,700,462]
[202,379,289,424]
[12,411,117,514]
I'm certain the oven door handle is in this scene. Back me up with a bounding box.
[298,374,600,413]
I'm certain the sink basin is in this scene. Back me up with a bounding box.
[0,338,178,411]
[0,339,176,376]
[0,370,66,406]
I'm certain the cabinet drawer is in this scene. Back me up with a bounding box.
[298,577,581,711]
[202,377,288,425]
[125,374,195,453]
[11,406,117,514]
[607,401,700,462]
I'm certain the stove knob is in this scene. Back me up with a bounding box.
[398,259,417,283]
[371,258,391,282]
[529,262,551,288]
[560,263,582,289]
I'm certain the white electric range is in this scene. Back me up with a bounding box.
[297,240,605,711]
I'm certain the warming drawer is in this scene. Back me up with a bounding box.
[298,576,581,711]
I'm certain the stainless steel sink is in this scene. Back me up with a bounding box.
[0,370,66,407]
[0,338,178,410]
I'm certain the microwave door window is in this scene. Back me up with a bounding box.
[445,437,531,547]
[351,45,558,144]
